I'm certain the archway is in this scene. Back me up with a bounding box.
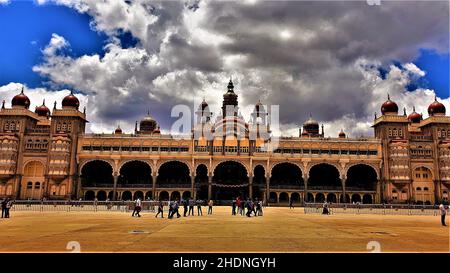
[122,191,132,201]
[85,190,95,200]
[351,194,361,203]
[279,192,289,203]
[108,191,116,200]
[195,164,208,200]
[119,161,152,186]
[315,193,325,203]
[212,161,249,200]
[291,192,301,202]
[81,160,113,187]
[270,163,303,189]
[253,165,266,200]
[269,192,278,203]
[327,193,337,203]
[346,164,377,191]
[134,191,144,200]
[308,164,341,189]
[158,161,190,186]
[412,167,433,204]
[159,191,169,201]
[97,190,107,201]
[145,191,153,200]
[363,194,373,204]
[22,161,45,199]
[182,191,191,200]
[171,191,181,201]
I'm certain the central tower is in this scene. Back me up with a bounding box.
[222,78,238,118]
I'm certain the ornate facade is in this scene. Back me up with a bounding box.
[0,81,448,204]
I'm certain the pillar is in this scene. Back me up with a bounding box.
[303,174,309,203]
[208,174,212,200]
[249,175,253,199]
[152,174,157,199]
[375,180,381,203]
[76,176,82,200]
[191,174,195,200]
[265,175,270,204]
[341,177,347,203]
[112,172,118,201]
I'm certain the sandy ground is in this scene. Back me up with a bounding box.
[0,207,448,253]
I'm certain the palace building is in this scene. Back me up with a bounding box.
[0,80,449,204]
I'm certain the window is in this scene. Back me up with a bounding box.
[399,129,403,137]
[61,122,67,131]
[56,123,61,132]
[27,182,33,189]
[67,123,72,132]
[388,129,392,137]
[424,187,429,191]
[35,182,40,189]
[416,187,422,191]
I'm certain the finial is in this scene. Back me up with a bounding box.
[374,112,377,119]
[83,106,86,114]
[53,101,57,110]
[435,95,437,101]
[387,93,390,100]
[403,107,406,116]
[413,106,415,112]
[42,99,45,106]
[20,85,24,94]
[1,100,5,109]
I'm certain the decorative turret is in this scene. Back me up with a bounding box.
[428,96,446,116]
[381,94,398,115]
[11,87,30,109]
[35,99,50,118]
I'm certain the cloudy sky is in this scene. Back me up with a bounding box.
[0,0,448,137]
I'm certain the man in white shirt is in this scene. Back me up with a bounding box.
[439,203,447,226]
[132,198,142,217]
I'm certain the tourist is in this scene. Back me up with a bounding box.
[246,199,253,217]
[182,198,188,217]
[196,199,203,216]
[289,198,294,209]
[168,201,174,219]
[232,197,237,215]
[236,197,241,215]
[322,201,329,215]
[208,199,213,215]
[253,198,258,216]
[439,203,447,226]
[155,200,164,218]
[5,198,12,218]
[1,198,6,218]
[172,200,181,218]
[257,200,263,216]
[132,198,142,217]
[240,198,245,216]
[188,198,195,216]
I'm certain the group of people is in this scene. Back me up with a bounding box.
[1,198,13,218]
[231,197,263,217]
[153,198,212,219]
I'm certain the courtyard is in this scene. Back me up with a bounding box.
[0,207,448,253]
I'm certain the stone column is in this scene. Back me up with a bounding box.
[265,175,270,204]
[76,175,82,199]
[375,180,381,203]
[152,174,157,199]
[303,174,309,203]
[249,175,253,199]
[112,172,118,201]
[341,176,347,203]
[191,174,195,199]
[208,175,212,200]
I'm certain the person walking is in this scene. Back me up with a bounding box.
[322,201,330,215]
[173,200,181,218]
[155,200,164,218]
[439,203,447,226]
[208,199,213,215]
[182,198,188,217]
[168,201,174,219]
[289,198,294,209]
[5,198,12,218]
[1,198,7,218]
[253,198,258,216]
[232,198,237,215]
[196,199,203,216]
[132,198,142,217]
[257,200,263,216]
[188,198,195,216]
[235,197,241,215]
[240,198,245,216]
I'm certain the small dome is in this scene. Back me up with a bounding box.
[114,125,122,134]
[35,100,50,117]
[381,94,398,115]
[140,111,157,132]
[408,107,422,123]
[338,129,346,138]
[428,96,446,116]
[11,87,30,109]
[62,91,80,109]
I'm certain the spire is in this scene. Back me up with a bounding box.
[1,100,4,109]
[374,112,377,119]
[413,106,416,112]
[227,78,234,92]
[403,107,406,116]
[387,93,390,100]
[135,121,138,134]
[42,99,45,106]
[21,86,24,94]
[83,106,86,114]
[53,101,57,110]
